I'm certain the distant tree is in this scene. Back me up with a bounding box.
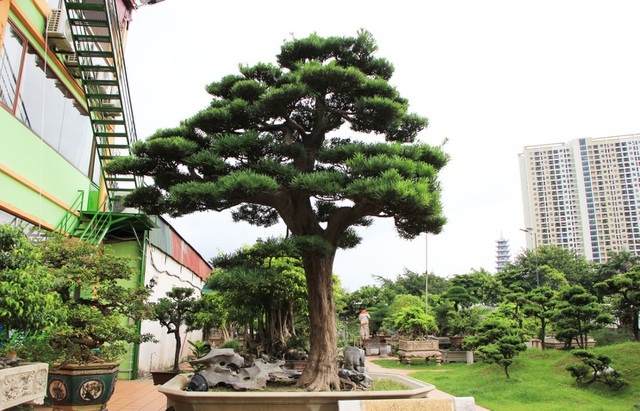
[522,286,557,346]
[595,265,640,342]
[509,245,594,292]
[496,266,532,294]
[552,285,613,349]
[450,269,502,305]
[502,290,528,339]
[464,317,527,378]
[596,250,639,285]
[106,31,448,390]
[375,269,427,297]
[442,285,478,311]
[427,273,451,295]
[342,284,394,314]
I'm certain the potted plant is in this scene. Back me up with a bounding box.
[35,234,153,410]
[0,224,56,409]
[187,340,211,372]
[149,286,198,384]
[386,305,442,365]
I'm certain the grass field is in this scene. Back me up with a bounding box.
[373,342,639,411]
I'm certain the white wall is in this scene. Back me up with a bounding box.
[138,245,206,376]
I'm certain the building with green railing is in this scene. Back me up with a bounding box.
[0,0,209,378]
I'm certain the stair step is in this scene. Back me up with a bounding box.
[86,93,121,100]
[89,106,123,113]
[105,176,136,182]
[93,119,126,125]
[77,50,114,58]
[84,79,118,87]
[69,18,109,28]
[95,132,128,138]
[65,2,106,12]
[75,34,111,43]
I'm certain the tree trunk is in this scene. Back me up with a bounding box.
[296,253,340,391]
[172,331,182,372]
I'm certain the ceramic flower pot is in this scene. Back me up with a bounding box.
[47,362,119,411]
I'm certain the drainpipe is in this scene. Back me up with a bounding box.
[131,230,149,379]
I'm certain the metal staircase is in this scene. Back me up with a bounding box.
[63,0,140,203]
[51,0,148,245]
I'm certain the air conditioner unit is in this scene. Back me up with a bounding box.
[63,53,78,67]
[63,53,81,78]
[46,9,74,53]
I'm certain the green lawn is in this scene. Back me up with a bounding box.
[373,342,640,411]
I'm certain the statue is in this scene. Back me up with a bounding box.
[359,309,370,340]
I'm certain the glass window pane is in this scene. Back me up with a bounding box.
[0,24,25,111]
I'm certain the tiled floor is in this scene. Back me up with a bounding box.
[104,378,167,411]
[33,377,166,411]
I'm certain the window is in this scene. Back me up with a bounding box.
[1,23,96,182]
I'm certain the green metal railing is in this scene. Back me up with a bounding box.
[63,0,140,203]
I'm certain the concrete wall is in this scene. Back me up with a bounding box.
[138,244,206,376]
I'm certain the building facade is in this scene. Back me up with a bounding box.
[519,133,640,263]
[1,0,209,378]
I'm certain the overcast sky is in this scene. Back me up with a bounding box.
[123,0,640,291]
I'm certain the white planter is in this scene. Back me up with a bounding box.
[0,362,49,410]
[159,372,435,411]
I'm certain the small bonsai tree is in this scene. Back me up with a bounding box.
[464,317,527,378]
[150,287,198,372]
[388,305,438,340]
[381,294,437,340]
[566,349,628,389]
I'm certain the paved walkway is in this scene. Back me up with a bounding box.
[34,356,489,410]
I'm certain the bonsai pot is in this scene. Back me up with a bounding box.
[151,370,181,385]
[159,372,436,411]
[47,362,119,411]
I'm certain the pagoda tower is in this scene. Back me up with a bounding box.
[495,236,511,272]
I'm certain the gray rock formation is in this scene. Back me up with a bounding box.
[189,348,296,391]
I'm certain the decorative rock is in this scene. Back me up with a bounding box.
[189,348,297,391]
[186,373,209,391]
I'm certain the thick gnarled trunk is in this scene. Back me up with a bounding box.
[296,253,340,391]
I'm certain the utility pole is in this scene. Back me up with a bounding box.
[425,233,429,314]
[520,227,539,287]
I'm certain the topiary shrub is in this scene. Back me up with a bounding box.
[566,349,628,389]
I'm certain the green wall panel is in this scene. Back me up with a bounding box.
[0,109,95,226]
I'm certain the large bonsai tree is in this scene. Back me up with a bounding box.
[106,30,448,390]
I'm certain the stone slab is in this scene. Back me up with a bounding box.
[338,397,477,411]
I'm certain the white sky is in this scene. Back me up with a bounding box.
[123,0,640,291]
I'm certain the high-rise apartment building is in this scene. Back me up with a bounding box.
[519,133,640,263]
